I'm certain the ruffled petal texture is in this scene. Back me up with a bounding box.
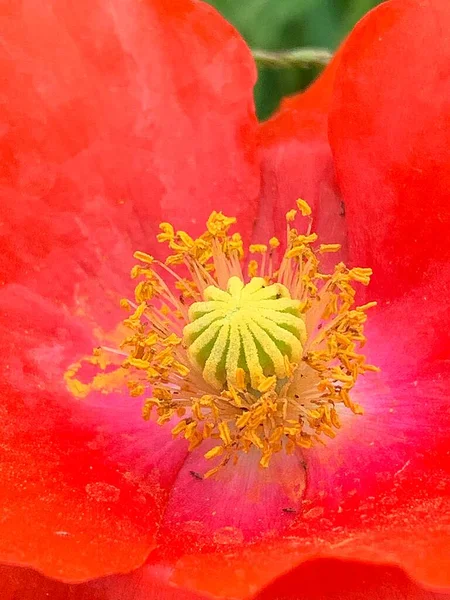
[0,0,259,582]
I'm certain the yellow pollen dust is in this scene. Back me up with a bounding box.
[65,199,379,478]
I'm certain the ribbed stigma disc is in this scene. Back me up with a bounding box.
[183,276,307,390]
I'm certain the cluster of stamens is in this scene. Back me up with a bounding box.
[66,200,378,477]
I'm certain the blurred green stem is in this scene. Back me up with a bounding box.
[252,48,332,68]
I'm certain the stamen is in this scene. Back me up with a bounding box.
[66,200,377,476]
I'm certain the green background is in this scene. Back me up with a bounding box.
[207,0,383,120]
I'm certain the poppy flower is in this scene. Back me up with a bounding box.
[1,0,450,598]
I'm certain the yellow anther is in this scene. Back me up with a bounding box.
[364,364,381,372]
[178,231,194,247]
[185,421,197,439]
[130,265,143,279]
[257,375,277,393]
[319,244,341,253]
[320,424,336,438]
[286,209,297,222]
[172,420,188,435]
[235,368,246,390]
[157,222,175,242]
[130,302,146,321]
[142,399,159,420]
[128,382,146,397]
[296,233,318,244]
[349,267,373,285]
[269,237,280,249]
[206,211,236,236]
[248,260,258,278]
[169,240,189,253]
[133,251,154,264]
[356,301,377,311]
[135,280,155,302]
[205,445,225,460]
[260,453,272,468]
[249,244,267,254]
[296,198,312,216]
[163,333,182,346]
[120,298,131,311]
[125,358,151,369]
[165,253,184,266]
[286,246,305,259]
[226,385,243,407]
[173,361,190,376]
[283,355,295,378]
[153,387,172,400]
[236,411,252,429]
[218,421,232,445]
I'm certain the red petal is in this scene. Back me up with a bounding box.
[1,0,259,303]
[254,49,347,267]
[0,0,259,581]
[0,285,189,580]
[325,0,450,585]
[329,0,450,301]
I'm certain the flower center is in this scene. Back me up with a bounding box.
[183,276,306,391]
[65,199,378,477]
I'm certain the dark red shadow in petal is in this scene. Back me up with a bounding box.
[0,563,210,600]
[252,558,450,600]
